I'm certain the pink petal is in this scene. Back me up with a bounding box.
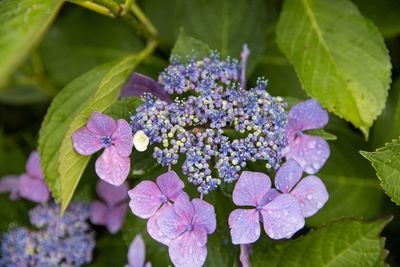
[25,151,44,180]
[260,188,280,206]
[144,263,152,267]
[90,201,108,225]
[172,194,194,224]
[147,206,172,245]
[275,159,303,193]
[128,234,145,267]
[18,174,50,203]
[0,175,20,200]
[232,171,271,207]
[191,199,216,234]
[291,175,329,217]
[112,119,133,157]
[193,225,208,247]
[168,231,207,267]
[156,171,185,201]
[157,205,187,240]
[107,203,128,234]
[96,180,129,207]
[229,209,261,245]
[283,134,330,174]
[95,146,130,186]
[87,112,117,136]
[261,194,304,240]
[128,180,162,219]
[239,244,251,267]
[72,126,103,155]
[286,99,329,140]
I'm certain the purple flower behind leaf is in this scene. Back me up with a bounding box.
[283,99,330,174]
[274,159,329,218]
[126,234,152,267]
[72,112,133,186]
[229,171,304,244]
[156,194,216,267]
[90,180,129,234]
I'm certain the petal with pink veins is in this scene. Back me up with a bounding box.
[259,188,280,206]
[147,206,172,245]
[87,112,117,136]
[229,208,261,245]
[191,198,216,234]
[113,119,134,157]
[18,174,50,203]
[96,180,129,207]
[128,181,162,219]
[95,146,130,186]
[232,171,271,207]
[172,194,194,224]
[157,205,187,240]
[274,159,303,193]
[156,171,185,201]
[168,231,207,267]
[72,126,103,155]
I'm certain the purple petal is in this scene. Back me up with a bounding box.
[90,201,108,226]
[0,175,20,194]
[291,175,329,217]
[106,203,127,234]
[261,194,304,240]
[156,171,185,201]
[286,99,329,140]
[128,234,145,267]
[232,171,271,207]
[72,126,103,155]
[191,198,216,234]
[144,262,152,267]
[240,44,250,90]
[172,193,194,224]
[157,205,187,240]
[18,174,50,203]
[121,73,172,103]
[168,231,207,267]
[193,226,208,247]
[229,209,261,245]
[25,151,44,180]
[95,146,130,186]
[96,180,129,207]
[112,119,133,158]
[283,134,330,174]
[275,159,303,193]
[259,188,280,206]
[128,181,162,219]
[147,206,172,245]
[240,244,251,267]
[87,112,117,136]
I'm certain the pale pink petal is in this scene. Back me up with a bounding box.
[128,180,162,219]
[87,112,117,136]
[0,175,19,194]
[191,199,216,234]
[157,205,186,240]
[286,99,329,140]
[107,203,128,234]
[25,151,44,180]
[96,180,129,207]
[169,231,207,267]
[72,126,103,155]
[291,175,329,217]
[193,225,208,247]
[113,119,133,157]
[144,263,152,267]
[147,206,172,245]
[283,134,330,174]
[239,244,251,267]
[229,209,260,245]
[156,171,185,201]
[90,201,108,225]
[232,171,271,207]
[275,159,303,193]
[172,194,194,224]
[128,234,145,267]
[95,146,130,186]
[18,174,50,203]
[261,194,304,240]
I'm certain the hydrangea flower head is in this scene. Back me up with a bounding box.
[90,180,129,234]
[283,99,330,174]
[229,171,305,244]
[72,112,133,186]
[125,234,152,267]
[0,228,36,266]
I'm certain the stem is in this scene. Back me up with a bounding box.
[200,193,204,200]
[69,1,114,17]
[123,0,134,14]
[130,1,158,36]
[90,0,121,15]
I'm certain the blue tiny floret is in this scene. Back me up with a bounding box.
[101,135,112,148]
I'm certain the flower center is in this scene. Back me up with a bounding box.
[256,205,264,211]
[160,195,168,204]
[294,131,303,140]
[185,224,193,232]
[101,136,112,148]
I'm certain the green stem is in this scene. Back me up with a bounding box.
[68,1,114,17]
[123,0,134,14]
[90,0,121,15]
[130,1,158,36]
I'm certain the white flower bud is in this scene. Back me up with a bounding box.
[133,130,149,152]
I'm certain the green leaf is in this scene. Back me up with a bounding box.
[276,0,392,137]
[0,84,50,105]
[304,128,337,141]
[251,218,390,266]
[361,138,400,206]
[104,97,143,121]
[0,0,63,87]
[38,62,114,200]
[171,30,211,61]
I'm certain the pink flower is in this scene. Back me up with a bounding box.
[72,112,133,186]
[0,151,50,203]
[125,234,152,267]
[283,99,330,174]
[229,171,304,244]
[156,194,216,267]
[128,171,185,245]
[90,180,129,234]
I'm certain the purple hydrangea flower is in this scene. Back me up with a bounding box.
[126,234,152,267]
[0,227,36,266]
[229,171,305,244]
[156,194,216,267]
[72,112,133,186]
[240,244,251,267]
[128,171,185,245]
[274,159,329,217]
[90,180,129,234]
[0,151,50,203]
[282,99,330,174]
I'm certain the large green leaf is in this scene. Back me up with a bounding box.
[0,0,63,87]
[251,218,390,266]
[361,138,400,206]
[38,62,114,200]
[171,31,211,61]
[276,0,391,137]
